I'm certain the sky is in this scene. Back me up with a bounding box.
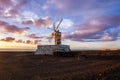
[0,0,120,50]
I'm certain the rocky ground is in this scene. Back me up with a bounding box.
[0,51,120,80]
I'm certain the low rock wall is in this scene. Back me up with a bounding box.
[35,45,71,55]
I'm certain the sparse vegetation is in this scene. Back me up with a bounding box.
[0,51,120,80]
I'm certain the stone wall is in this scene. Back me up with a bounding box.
[35,45,71,55]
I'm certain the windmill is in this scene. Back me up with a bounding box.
[48,19,63,45]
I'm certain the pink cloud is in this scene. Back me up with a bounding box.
[0,21,29,34]
[25,40,41,45]
[22,20,33,25]
[0,37,40,45]
[22,17,52,27]
[46,0,120,21]
[15,0,27,9]
[27,34,42,39]
[0,0,28,20]
[26,40,32,44]
[0,37,15,42]
[34,40,41,45]
[48,0,112,13]
[0,0,13,7]
[8,9,19,16]
[35,17,52,27]
[101,33,116,41]
[64,15,120,41]
[16,39,24,43]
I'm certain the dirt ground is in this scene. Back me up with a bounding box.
[0,51,120,80]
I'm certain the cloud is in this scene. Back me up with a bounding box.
[22,18,73,30]
[42,4,49,10]
[0,7,4,14]
[25,40,41,45]
[14,0,27,9]
[0,0,14,17]
[101,33,116,41]
[22,20,33,25]
[48,0,118,12]
[35,17,52,27]
[0,37,40,45]
[58,19,74,29]
[26,40,32,44]
[46,0,120,20]
[0,37,15,42]
[8,9,19,16]
[27,34,42,39]
[16,39,41,45]
[0,21,29,34]
[16,39,24,43]
[0,0,120,44]
[0,0,28,21]
[22,16,53,27]
[0,0,13,7]
[63,15,120,42]
[34,40,41,44]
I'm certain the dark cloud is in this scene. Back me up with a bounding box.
[34,40,41,45]
[0,21,29,34]
[16,39,40,45]
[16,39,24,43]
[25,40,41,45]
[26,40,32,44]
[0,37,15,42]
[22,20,33,25]
[27,34,42,39]
[0,37,40,45]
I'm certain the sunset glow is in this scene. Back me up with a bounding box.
[0,0,120,50]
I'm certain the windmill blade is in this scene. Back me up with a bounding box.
[48,36,52,42]
[56,19,63,30]
[53,23,56,31]
[48,33,54,42]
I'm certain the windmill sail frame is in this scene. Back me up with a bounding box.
[48,19,63,45]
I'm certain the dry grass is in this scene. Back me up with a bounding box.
[0,51,120,80]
